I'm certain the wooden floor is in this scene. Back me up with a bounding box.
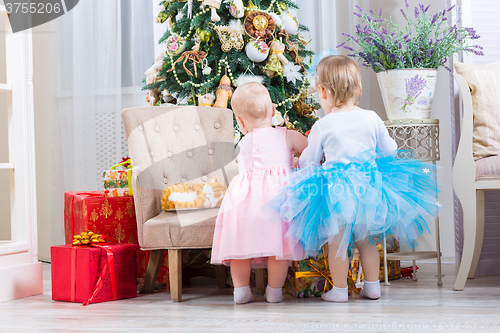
[0,261,499,332]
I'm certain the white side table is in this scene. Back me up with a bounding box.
[382,119,443,286]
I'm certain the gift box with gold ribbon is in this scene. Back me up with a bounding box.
[103,158,133,197]
[350,235,402,282]
[63,191,169,288]
[51,233,137,305]
[286,247,360,298]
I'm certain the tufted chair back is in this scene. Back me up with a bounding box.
[121,105,237,250]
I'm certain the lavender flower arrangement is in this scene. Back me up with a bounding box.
[337,2,483,72]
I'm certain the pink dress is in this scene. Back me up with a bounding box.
[211,127,306,266]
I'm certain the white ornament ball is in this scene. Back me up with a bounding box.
[202,66,213,76]
[166,35,186,56]
[229,0,244,19]
[281,13,299,35]
[245,40,270,63]
[270,12,284,32]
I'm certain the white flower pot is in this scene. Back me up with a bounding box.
[376,69,438,120]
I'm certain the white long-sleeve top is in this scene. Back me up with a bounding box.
[299,109,398,168]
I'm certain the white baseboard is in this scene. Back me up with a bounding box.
[0,261,43,303]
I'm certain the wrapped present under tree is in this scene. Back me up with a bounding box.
[51,239,137,305]
[286,246,361,298]
[63,191,169,287]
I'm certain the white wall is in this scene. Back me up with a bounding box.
[297,0,456,259]
[33,22,53,261]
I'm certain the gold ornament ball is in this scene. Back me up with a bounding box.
[199,30,212,43]
[253,15,269,30]
[279,2,288,11]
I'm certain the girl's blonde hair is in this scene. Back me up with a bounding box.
[316,55,362,107]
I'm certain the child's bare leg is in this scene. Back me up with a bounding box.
[355,239,381,299]
[231,259,254,304]
[321,235,349,302]
[265,256,289,303]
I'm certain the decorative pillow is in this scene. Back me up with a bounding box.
[161,178,226,210]
[455,62,500,161]
[475,155,500,179]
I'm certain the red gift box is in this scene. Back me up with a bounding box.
[64,191,169,287]
[51,243,137,304]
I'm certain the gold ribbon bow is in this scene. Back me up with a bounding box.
[72,231,106,246]
[294,247,333,293]
[295,246,361,294]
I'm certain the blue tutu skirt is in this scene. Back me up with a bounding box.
[267,149,441,258]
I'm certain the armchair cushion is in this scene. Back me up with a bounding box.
[475,155,500,180]
[454,62,500,161]
[143,209,219,249]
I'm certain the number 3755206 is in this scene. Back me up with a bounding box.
[5,2,62,14]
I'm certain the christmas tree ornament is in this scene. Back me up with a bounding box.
[272,110,285,126]
[201,58,213,75]
[229,0,244,19]
[244,0,260,16]
[147,89,161,106]
[214,75,233,108]
[214,20,245,52]
[244,11,275,40]
[269,12,284,32]
[234,74,264,87]
[283,62,302,84]
[199,29,212,43]
[245,40,270,63]
[162,89,175,103]
[166,35,187,56]
[281,13,299,35]
[145,56,166,84]
[203,0,222,22]
[293,93,315,116]
[198,93,214,107]
[167,41,207,78]
[265,40,288,78]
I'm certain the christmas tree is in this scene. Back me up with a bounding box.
[143,0,318,134]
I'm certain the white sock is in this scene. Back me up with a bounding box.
[360,280,381,299]
[233,286,254,304]
[265,285,284,303]
[321,284,348,303]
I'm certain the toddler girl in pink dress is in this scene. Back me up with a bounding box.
[211,82,308,304]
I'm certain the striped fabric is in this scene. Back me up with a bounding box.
[475,155,500,179]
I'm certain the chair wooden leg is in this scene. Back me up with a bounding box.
[454,195,477,291]
[168,249,183,301]
[469,190,485,279]
[141,250,164,293]
[255,268,266,295]
[215,265,228,288]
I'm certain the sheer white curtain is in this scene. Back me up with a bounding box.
[51,0,154,243]
[295,0,373,113]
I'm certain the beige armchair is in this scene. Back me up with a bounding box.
[121,105,238,301]
[453,63,500,291]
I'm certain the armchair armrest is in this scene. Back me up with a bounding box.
[132,165,163,248]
